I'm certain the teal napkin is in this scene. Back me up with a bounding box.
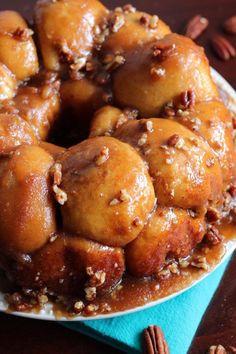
[63,256,231,354]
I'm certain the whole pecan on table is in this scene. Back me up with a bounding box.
[207,344,227,353]
[210,35,236,61]
[223,16,236,34]
[143,325,169,354]
[185,14,209,40]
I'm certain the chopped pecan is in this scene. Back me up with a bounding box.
[167,134,179,147]
[204,225,223,245]
[223,16,236,34]
[185,15,209,40]
[191,256,209,271]
[232,117,236,130]
[84,303,99,315]
[95,146,109,166]
[140,14,149,26]
[179,89,196,110]
[56,41,74,64]
[228,184,236,198]
[104,54,125,72]
[144,325,169,354]
[123,4,136,14]
[123,108,139,120]
[152,43,176,61]
[73,300,85,314]
[211,35,236,61]
[12,27,34,41]
[150,66,165,80]
[206,207,220,222]
[109,13,125,33]
[149,15,159,29]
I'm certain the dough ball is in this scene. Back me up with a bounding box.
[59,136,155,247]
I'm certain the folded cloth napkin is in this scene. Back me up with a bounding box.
[63,256,231,354]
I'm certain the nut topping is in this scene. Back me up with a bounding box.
[95,146,109,166]
[50,163,62,186]
[152,43,176,61]
[140,14,149,26]
[143,325,170,354]
[185,15,209,40]
[149,15,159,29]
[122,4,136,14]
[191,255,209,271]
[52,185,68,205]
[85,286,96,301]
[12,27,34,41]
[179,89,196,110]
[228,184,236,198]
[109,13,125,33]
[150,66,165,80]
[204,225,223,245]
[73,300,85,314]
[211,35,236,61]
[109,189,131,205]
[104,54,125,72]
[138,133,148,146]
[167,134,180,147]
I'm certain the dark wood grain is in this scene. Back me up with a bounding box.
[189,251,236,353]
[0,1,235,353]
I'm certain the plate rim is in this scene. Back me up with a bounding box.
[0,68,236,321]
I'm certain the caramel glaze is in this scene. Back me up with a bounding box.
[0,221,235,318]
[52,222,236,318]
[0,0,235,319]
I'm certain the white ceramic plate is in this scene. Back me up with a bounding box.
[0,68,236,321]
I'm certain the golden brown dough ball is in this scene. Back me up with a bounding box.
[0,113,37,154]
[112,33,218,117]
[35,0,107,72]
[0,145,56,254]
[102,10,171,57]
[89,105,136,137]
[115,118,223,210]
[66,236,125,296]
[13,235,125,296]
[0,11,39,81]
[0,63,17,101]
[0,82,60,140]
[166,100,236,188]
[126,207,206,276]
[59,136,155,247]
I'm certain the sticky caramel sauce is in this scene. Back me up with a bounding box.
[0,222,235,319]
[50,222,236,319]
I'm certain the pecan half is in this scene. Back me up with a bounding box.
[185,15,209,40]
[211,35,236,61]
[179,89,196,110]
[144,325,169,354]
[152,43,176,61]
[223,16,236,34]
[207,344,227,354]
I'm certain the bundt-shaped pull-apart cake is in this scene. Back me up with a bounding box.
[0,0,235,316]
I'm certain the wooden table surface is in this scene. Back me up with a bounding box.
[0,0,236,353]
